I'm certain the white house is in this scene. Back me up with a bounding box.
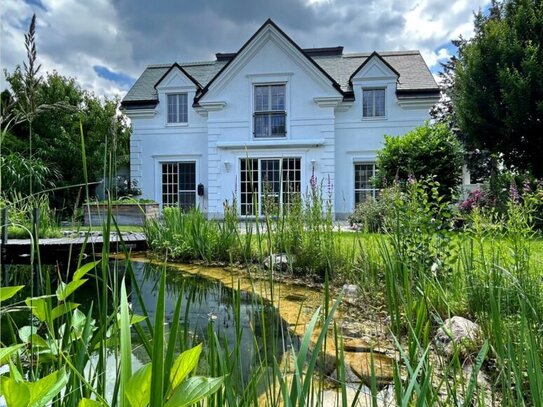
[121,19,439,219]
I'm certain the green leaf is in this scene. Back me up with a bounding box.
[150,269,166,407]
[120,278,132,407]
[0,344,24,364]
[56,279,88,301]
[126,364,152,407]
[25,297,49,322]
[27,369,68,407]
[164,376,224,407]
[78,398,104,407]
[73,260,100,281]
[51,302,80,320]
[0,286,25,302]
[130,314,147,325]
[169,343,202,391]
[1,377,30,407]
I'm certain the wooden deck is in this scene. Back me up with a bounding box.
[0,232,147,264]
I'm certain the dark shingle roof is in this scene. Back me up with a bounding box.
[122,50,438,106]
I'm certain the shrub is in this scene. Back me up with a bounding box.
[347,198,388,232]
[376,122,463,201]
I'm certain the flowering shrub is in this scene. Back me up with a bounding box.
[458,189,487,214]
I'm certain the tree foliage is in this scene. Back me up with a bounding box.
[452,0,543,177]
[376,123,464,201]
[1,15,130,211]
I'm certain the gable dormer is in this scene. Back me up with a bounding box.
[155,63,202,125]
[350,52,399,120]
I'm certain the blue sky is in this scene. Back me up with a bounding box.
[1,0,490,99]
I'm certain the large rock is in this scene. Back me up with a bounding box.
[263,253,291,272]
[343,352,395,387]
[435,316,482,358]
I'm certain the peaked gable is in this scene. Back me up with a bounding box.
[155,63,202,90]
[197,19,344,103]
[349,52,400,84]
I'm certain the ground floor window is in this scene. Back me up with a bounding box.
[354,163,377,204]
[240,157,301,216]
[161,162,196,210]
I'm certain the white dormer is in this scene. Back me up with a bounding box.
[350,52,399,120]
[155,64,201,126]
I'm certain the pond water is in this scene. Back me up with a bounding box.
[129,261,294,380]
[2,260,296,387]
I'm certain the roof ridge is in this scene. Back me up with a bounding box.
[342,50,420,58]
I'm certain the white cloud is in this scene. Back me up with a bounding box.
[1,0,492,99]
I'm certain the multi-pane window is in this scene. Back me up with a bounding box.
[354,163,377,204]
[161,162,196,210]
[167,93,188,123]
[362,89,385,118]
[240,157,301,216]
[254,84,286,138]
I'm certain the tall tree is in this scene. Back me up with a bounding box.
[452,0,543,177]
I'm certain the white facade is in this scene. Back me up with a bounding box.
[123,20,438,219]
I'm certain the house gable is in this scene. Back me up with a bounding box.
[198,19,343,105]
[155,63,201,92]
[350,52,399,83]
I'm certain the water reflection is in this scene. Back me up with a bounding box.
[130,261,293,385]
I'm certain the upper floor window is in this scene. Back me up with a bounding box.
[254,84,286,138]
[167,93,188,124]
[362,88,385,118]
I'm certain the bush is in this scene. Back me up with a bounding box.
[348,198,388,232]
[376,122,463,201]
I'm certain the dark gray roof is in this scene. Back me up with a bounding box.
[122,50,438,106]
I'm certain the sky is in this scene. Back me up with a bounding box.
[1,0,490,100]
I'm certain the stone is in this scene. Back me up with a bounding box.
[342,284,359,298]
[435,316,482,358]
[343,352,395,387]
[263,253,291,272]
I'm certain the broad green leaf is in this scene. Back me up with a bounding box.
[169,343,202,391]
[0,344,24,364]
[28,334,50,349]
[51,302,80,320]
[126,364,152,407]
[1,377,29,407]
[78,398,104,407]
[27,369,68,407]
[19,325,39,343]
[56,279,88,301]
[25,297,49,322]
[164,376,224,407]
[0,286,24,302]
[73,260,100,281]
[130,314,147,325]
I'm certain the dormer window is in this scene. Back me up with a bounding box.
[167,93,188,124]
[254,84,286,137]
[362,88,385,118]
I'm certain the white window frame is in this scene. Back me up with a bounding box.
[238,156,302,216]
[166,93,188,125]
[362,88,386,119]
[253,83,287,138]
[354,162,378,205]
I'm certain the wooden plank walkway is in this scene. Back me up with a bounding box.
[1,232,147,264]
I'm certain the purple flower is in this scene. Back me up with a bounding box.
[407,174,415,185]
[523,180,531,193]
[510,181,519,204]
